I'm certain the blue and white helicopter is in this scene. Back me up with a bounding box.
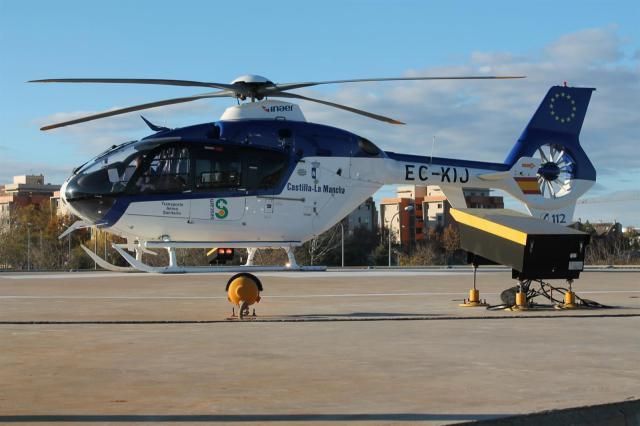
[33,75,596,278]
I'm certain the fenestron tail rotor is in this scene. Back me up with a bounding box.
[535,143,576,199]
[30,73,525,130]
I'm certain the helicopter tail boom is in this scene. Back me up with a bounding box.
[380,85,596,225]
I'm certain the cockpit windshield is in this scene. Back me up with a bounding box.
[70,141,151,197]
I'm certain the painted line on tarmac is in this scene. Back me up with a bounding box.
[0,273,140,280]
[0,292,481,300]
[1,267,637,280]
[1,313,639,325]
[0,270,487,280]
[0,290,639,300]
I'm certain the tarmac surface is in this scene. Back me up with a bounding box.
[1,268,639,425]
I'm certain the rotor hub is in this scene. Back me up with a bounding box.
[534,143,576,199]
[230,75,274,101]
[230,74,273,85]
[538,162,561,182]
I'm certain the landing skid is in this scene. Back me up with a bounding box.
[110,244,326,274]
[81,244,136,272]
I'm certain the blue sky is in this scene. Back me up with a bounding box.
[1,0,638,224]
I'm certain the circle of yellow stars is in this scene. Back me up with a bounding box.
[549,92,577,124]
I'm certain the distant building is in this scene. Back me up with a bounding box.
[342,197,377,234]
[380,197,416,249]
[421,186,448,231]
[50,191,72,217]
[422,186,503,232]
[591,222,623,238]
[0,175,61,228]
[623,227,640,247]
[380,185,503,248]
[380,186,425,248]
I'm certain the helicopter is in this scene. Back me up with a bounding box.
[32,75,596,280]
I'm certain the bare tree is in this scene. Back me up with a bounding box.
[400,241,444,266]
[253,248,288,266]
[296,224,341,266]
[442,224,460,264]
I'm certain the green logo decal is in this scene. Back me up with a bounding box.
[214,198,229,219]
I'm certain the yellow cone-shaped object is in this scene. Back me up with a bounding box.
[226,273,262,306]
[562,291,577,308]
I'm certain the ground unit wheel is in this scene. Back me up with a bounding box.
[226,273,263,318]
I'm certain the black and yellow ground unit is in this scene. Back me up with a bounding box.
[450,208,590,309]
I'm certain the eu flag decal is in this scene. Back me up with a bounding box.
[549,92,577,124]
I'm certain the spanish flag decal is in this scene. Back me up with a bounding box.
[515,177,541,195]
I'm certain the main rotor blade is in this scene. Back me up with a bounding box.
[273,92,405,125]
[272,75,526,92]
[40,90,233,131]
[29,78,236,91]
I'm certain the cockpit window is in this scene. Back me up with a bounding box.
[69,142,148,197]
[108,155,143,192]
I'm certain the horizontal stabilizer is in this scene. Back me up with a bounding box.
[478,171,511,181]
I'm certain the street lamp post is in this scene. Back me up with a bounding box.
[94,228,97,270]
[388,212,399,267]
[388,205,413,267]
[27,223,32,271]
[339,221,345,268]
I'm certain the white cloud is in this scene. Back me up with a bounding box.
[575,190,640,226]
[545,27,623,66]
[37,26,638,173]
[301,27,637,224]
[579,189,640,204]
[299,27,639,174]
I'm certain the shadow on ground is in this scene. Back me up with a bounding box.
[0,413,509,422]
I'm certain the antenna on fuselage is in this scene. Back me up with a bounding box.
[430,135,436,166]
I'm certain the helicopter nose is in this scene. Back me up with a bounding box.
[59,179,82,218]
[63,174,115,223]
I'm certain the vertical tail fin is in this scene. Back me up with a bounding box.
[504,85,596,224]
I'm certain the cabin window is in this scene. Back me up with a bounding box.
[192,146,287,192]
[134,145,191,193]
[358,137,380,156]
[193,147,242,190]
[243,149,288,190]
